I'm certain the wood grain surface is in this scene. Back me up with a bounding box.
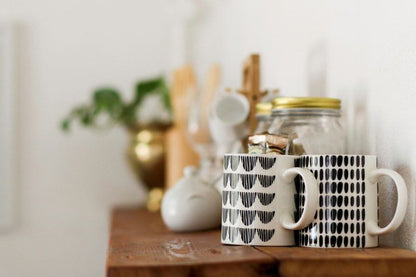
[106,209,416,277]
[106,209,276,277]
[257,247,416,277]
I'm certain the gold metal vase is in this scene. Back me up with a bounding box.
[126,123,170,211]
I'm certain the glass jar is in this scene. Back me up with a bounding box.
[253,102,273,134]
[268,97,346,155]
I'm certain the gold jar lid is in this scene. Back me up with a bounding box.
[256,102,272,115]
[272,97,341,110]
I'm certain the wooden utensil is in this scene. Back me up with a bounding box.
[238,54,267,134]
[166,65,199,188]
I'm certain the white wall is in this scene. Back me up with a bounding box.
[0,1,170,276]
[190,0,416,249]
[2,0,416,276]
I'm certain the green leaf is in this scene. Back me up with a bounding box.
[133,77,164,106]
[93,88,123,115]
[136,77,163,94]
[120,104,137,125]
[160,82,172,112]
[81,111,92,125]
[61,119,70,131]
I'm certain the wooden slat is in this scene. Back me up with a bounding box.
[256,246,416,277]
[106,209,276,277]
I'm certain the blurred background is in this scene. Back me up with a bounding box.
[1,0,416,276]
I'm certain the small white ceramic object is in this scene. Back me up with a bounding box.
[162,166,222,232]
[209,92,250,144]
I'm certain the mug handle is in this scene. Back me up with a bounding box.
[279,168,319,230]
[367,169,408,235]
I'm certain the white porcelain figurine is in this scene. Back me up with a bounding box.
[161,166,222,232]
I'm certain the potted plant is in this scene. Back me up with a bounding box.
[61,77,172,211]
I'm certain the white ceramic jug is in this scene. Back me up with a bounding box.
[161,166,222,232]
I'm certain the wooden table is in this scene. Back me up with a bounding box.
[106,209,416,277]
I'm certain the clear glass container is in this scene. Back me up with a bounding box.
[253,102,273,134]
[254,114,272,134]
[268,97,346,154]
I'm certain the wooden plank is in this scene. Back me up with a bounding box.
[107,209,416,277]
[106,209,276,277]
[256,246,416,277]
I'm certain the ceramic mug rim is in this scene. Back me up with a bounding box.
[301,154,376,158]
[224,154,377,158]
[224,153,300,158]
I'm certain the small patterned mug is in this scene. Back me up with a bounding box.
[221,154,318,246]
[296,154,408,248]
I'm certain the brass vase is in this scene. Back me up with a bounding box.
[126,123,170,211]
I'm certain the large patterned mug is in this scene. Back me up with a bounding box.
[296,154,408,248]
[221,154,318,246]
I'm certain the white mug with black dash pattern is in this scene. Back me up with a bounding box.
[296,155,408,248]
[221,154,319,246]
